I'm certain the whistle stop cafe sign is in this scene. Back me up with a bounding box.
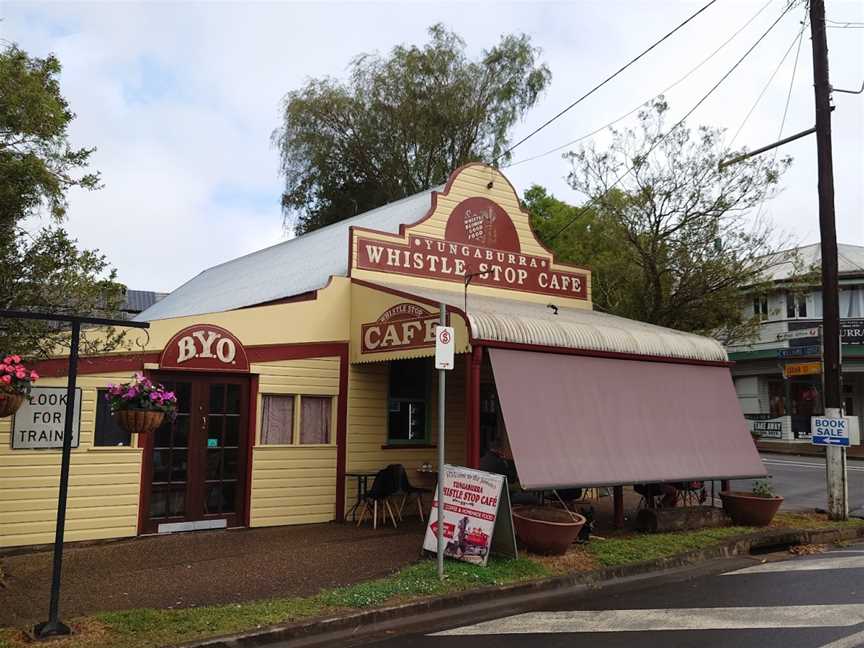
[362,303,439,354]
[356,197,588,300]
[160,324,249,372]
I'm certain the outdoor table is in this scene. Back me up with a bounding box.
[345,471,379,522]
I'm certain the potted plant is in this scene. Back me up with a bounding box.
[720,480,783,526]
[0,355,39,418]
[105,373,177,435]
[512,505,587,555]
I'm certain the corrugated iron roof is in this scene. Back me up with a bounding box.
[122,290,167,314]
[136,188,438,321]
[762,243,864,282]
[369,282,728,362]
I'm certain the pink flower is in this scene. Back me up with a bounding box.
[1,375,10,384]
[15,369,26,380]
[3,356,11,365]
[29,371,39,381]
[11,355,20,363]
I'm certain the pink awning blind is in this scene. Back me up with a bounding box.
[489,348,766,490]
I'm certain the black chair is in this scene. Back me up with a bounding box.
[390,464,433,522]
[356,467,400,529]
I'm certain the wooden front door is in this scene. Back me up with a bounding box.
[141,374,250,533]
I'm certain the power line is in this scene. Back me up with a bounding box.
[751,4,807,222]
[547,2,796,242]
[728,18,808,148]
[494,0,720,163]
[505,0,775,170]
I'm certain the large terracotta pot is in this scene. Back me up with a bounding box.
[720,491,783,526]
[0,391,24,418]
[512,506,586,555]
[114,409,165,435]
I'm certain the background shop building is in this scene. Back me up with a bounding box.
[0,164,763,549]
[727,243,864,444]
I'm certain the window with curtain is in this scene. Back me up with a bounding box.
[94,389,132,446]
[388,358,430,443]
[752,295,768,321]
[261,395,294,444]
[786,292,808,318]
[300,396,331,444]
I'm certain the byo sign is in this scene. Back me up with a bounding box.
[160,325,249,372]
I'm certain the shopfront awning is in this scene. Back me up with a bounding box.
[489,348,766,489]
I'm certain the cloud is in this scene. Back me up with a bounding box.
[4,0,862,293]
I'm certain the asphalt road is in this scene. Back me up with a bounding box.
[733,453,864,515]
[356,544,864,648]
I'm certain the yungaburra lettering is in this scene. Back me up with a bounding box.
[361,303,439,353]
[357,235,587,299]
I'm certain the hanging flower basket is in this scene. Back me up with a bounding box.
[0,355,39,419]
[105,373,177,435]
[0,391,24,418]
[114,409,166,435]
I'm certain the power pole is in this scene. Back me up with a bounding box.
[809,0,847,520]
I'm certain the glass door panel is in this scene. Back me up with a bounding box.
[147,381,192,525]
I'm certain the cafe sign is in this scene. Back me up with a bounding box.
[12,387,82,449]
[355,197,588,300]
[361,303,439,354]
[159,324,249,372]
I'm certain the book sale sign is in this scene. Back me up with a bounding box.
[423,465,517,566]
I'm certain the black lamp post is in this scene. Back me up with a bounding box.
[0,310,149,638]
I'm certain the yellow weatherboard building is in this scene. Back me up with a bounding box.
[0,164,764,549]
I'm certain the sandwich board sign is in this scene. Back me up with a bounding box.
[811,416,850,447]
[12,387,82,449]
[423,465,517,566]
[434,325,455,370]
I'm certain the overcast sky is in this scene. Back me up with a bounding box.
[5,0,863,292]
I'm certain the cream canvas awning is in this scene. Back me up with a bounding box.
[366,282,728,363]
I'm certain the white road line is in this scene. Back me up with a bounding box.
[817,627,864,648]
[762,459,864,473]
[722,555,864,575]
[432,605,864,636]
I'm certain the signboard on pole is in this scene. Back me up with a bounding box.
[777,327,820,341]
[12,387,82,449]
[423,465,517,566]
[811,416,850,447]
[778,345,821,359]
[784,362,822,378]
[434,326,455,370]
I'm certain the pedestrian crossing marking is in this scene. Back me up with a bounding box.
[432,605,864,636]
[722,555,864,575]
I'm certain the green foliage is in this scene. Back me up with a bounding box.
[320,557,547,608]
[751,480,775,498]
[529,98,796,342]
[587,526,754,567]
[0,44,126,360]
[0,45,100,224]
[275,24,551,234]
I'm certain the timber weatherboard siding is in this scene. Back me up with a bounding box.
[0,372,142,548]
[249,357,341,527]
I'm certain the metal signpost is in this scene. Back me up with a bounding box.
[434,305,454,580]
[0,310,149,639]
